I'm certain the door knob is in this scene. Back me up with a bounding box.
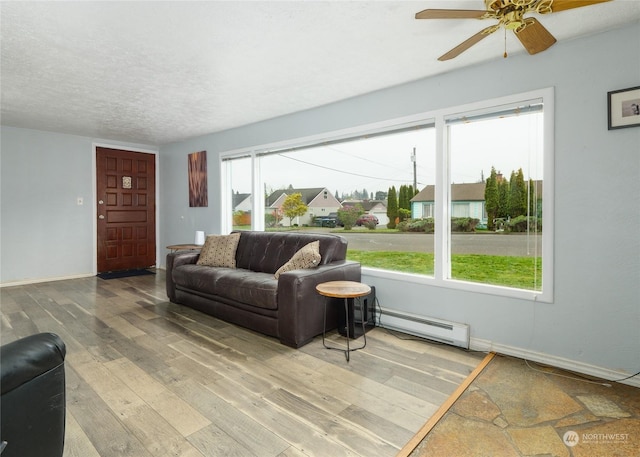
[99,215,105,219]
[98,200,104,205]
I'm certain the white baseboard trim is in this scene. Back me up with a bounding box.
[1,267,165,288]
[470,337,640,388]
[0,273,96,288]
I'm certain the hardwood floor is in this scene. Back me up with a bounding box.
[0,272,484,457]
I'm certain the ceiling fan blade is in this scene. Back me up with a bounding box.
[415,9,488,19]
[438,26,497,61]
[547,0,612,13]
[514,18,557,55]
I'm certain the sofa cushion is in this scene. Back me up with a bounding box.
[173,265,278,310]
[234,231,347,273]
[197,233,240,268]
[274,240,321,279]
[216,270,278,310]
[173,264,232,295]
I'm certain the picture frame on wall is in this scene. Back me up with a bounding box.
[608,86,640,130]
[188,150,208,207]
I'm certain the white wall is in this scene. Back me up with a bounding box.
[0,126,157,284]
[159,23,640,376]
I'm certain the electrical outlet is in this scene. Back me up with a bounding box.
[77,197,83,206]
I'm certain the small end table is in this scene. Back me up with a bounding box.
[166,244,203,253]
[316,281,371,362]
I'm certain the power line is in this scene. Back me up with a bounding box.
[325,144,409,174]
[278,154,422,184]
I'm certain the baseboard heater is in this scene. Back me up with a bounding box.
[379,308,470,349]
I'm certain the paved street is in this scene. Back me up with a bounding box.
[330,230,543,257]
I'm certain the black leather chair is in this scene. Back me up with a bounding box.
[1,332,66,457]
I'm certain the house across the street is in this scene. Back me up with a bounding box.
[341,200,389,226]
[411,183,487,225]
[265,187,341,227]
[411,180,543,227]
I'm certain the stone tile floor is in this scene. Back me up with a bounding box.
[409,354,640,457]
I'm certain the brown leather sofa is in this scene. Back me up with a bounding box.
[166,231,361,348]
[1,332,66,457]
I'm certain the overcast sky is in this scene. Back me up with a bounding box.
[230,112,543,198]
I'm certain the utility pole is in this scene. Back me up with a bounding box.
[411,147,417,191]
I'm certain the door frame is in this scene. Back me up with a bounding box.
[92,143,160,275]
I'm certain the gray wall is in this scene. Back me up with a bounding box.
[1,24,637,375]
[159,136,220,247]
[159,23,640,374]
[0,126,156,283]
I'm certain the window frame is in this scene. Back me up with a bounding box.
[220,87,554,303]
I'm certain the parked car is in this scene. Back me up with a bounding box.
[356,214,379,226]
[328,212,344,227]
[314,216,336,228]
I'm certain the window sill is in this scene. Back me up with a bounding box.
[361,266,551,303]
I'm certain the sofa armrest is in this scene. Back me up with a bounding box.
[1,333,66,457]
[276,260,361,348]
[166,251,200,302]
[1,333,66,396]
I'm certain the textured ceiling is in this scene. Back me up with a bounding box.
[2,1,639,145]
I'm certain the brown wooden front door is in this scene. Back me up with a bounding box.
[96,147,156,273]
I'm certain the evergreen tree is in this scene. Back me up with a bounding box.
[509,169,527,217]
[498,178,510,218]
[398,185,413,211]
[528,178,540,231]
[484,167,499,230]
[508,170,517,216]
[375,190,388,201]
[387,186,398,229]
[407,184,418,208]
[409,185,416,199]
[398,185,406,211]
[528,179,541,219]
[403,185,410,210]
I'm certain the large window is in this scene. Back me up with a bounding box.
[221,88,553,302]
[222,155,253,231]
[447,100,544,293]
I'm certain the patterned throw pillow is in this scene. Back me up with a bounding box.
[196,233,241,268]
[274,240,321,279]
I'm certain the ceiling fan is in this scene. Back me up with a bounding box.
[415,0,612,61]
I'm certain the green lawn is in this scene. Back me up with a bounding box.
[346,250,542,291]
[245,226,542,291]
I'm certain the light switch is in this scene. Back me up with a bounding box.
[77,197,83,206]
